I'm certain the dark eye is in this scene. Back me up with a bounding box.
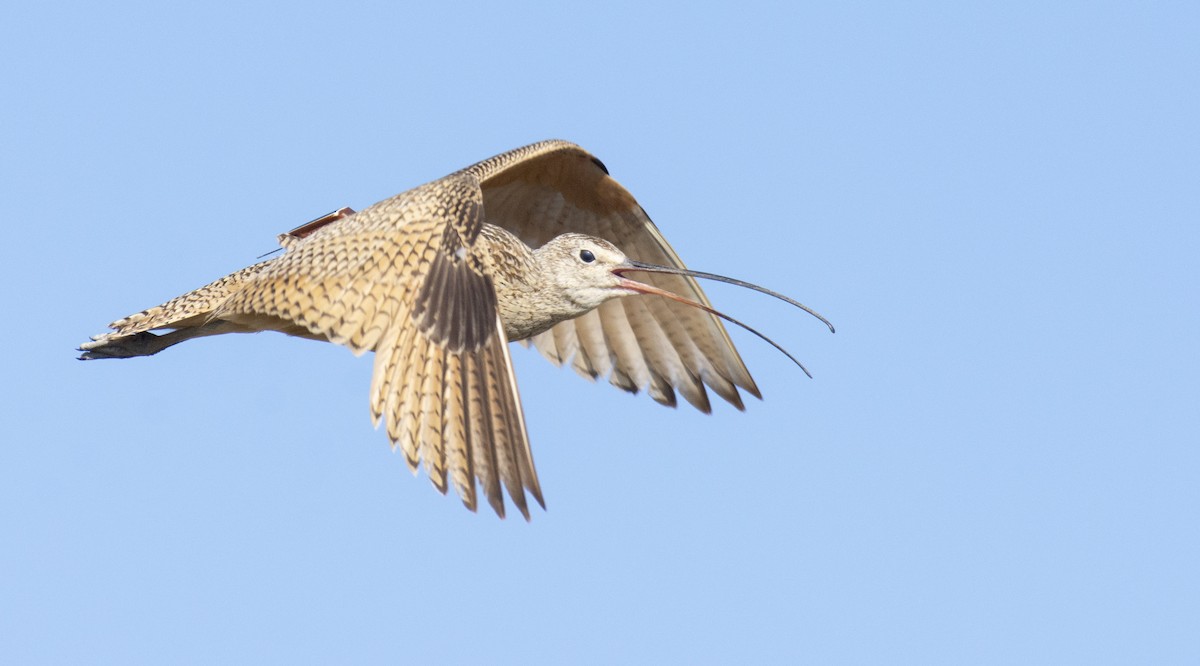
[579,249,595,263]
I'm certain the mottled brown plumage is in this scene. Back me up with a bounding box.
[80,140,820,519]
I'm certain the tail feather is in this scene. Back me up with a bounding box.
[78,260,274,359]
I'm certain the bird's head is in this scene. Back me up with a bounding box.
[534,232,836,377]
[534,233,634,311]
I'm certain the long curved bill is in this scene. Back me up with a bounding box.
[612,259,834,378]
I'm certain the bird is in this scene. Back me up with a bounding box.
[79,139,833,519]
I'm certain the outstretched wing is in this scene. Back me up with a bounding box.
[468,140,760,413]
[218,174,542,518]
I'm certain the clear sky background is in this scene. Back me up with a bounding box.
[3,2,1197,664]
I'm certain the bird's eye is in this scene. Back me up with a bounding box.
[579,249,596,263]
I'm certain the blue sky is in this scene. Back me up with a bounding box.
[3,2,1197,664]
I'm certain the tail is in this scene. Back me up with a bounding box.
[78,261,272,360]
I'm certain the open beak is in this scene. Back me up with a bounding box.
[611,259,834,378]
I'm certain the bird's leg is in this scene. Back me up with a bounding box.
[78,320,240,360]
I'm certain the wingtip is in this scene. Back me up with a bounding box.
[461,495,479,514]
[733,376,762,407]
[488,494,507,519]
[519,492,544,522]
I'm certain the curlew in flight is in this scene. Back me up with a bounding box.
[79,140,833,519]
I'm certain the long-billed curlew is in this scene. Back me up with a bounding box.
[79,140,833,519]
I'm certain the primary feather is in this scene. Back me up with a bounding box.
[79,140,767,518]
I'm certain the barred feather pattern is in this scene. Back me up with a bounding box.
[79,139,772,519]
